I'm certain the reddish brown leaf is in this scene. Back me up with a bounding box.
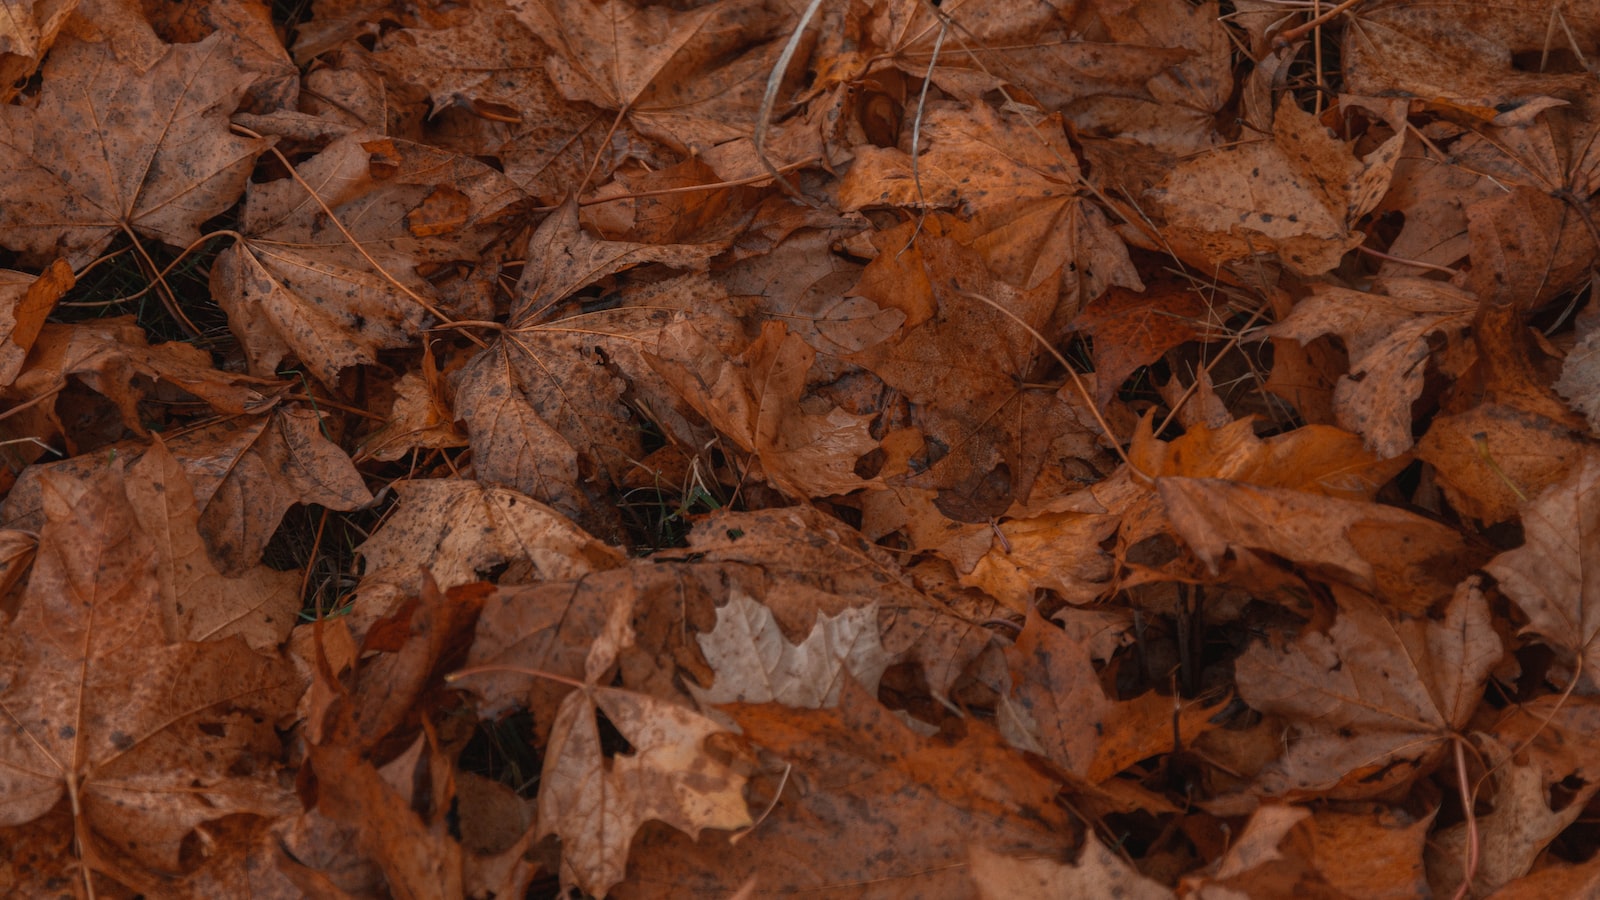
[1235,580,1500,797]
[0,32,266,266]
[0,464,299,892]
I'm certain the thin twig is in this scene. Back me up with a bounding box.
[753,0,828,209]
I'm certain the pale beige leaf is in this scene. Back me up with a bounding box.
[1427,734,1597,898]
[690,589,889,708]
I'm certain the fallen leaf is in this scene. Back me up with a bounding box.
[0,463,299,892]
[622,677,1076,897]
[651,320,882,498]
[1426,734,1597,898]
[0,259,71,385]
[1181,802,1431,898]
[691,588,890,708]
[1234,579,1500,797]
[538,685,752,898]
[1155,97,1402,276]
[0,32,266,266]
[124,437,300,650]
[1263,276,1476,457]
[351,477,623,621]
[970,840,1173,900]
[1158,477,1474,614]
[1485,448,1600,691]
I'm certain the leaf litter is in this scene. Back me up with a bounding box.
[3,0,1600,896]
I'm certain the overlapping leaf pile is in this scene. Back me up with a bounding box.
[3,0,1600,895]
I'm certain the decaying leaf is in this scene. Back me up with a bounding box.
[0,464,299,891]
[6,0,1600,893]
[1486,449,1600,691]
[1235,580,1500,797]
[0,32,266,266]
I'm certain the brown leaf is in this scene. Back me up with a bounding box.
[1130,417,1410,502]
[1235,580,1500,797]
[213,133,520,385]
[0,32,266,266]
[1485,448,1600,691]
[1155,97,1402,276]
[1158,477,1473,614]
[0,463,299,890]
[0,259,72,386]
[845,215,1109,510]
[368,11,606,203]
[513,198,719,324]
[124,437,300,650]
[1179,803,1431,898]
[1343,1,1594,122]
[1415,402,1588,524]
[538,685,752,898]
[0,317,276,448]
[1264,276,1476,457]
[652,320,881,498]
[970,841,1172,900]
[1073,277,1211,412]
[351,477,623,622]
[623,677,1075,897]
[1000,609,1218,782]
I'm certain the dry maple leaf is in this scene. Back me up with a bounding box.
[1485,448,1600,691]
[669,505,1002,701]
[453,206,718,539]
[0,259,71,386]
[840,102,1142,317]
[124,437,300,651]
[539,684,752,898]
[621,676,1076,897]
[213,132,520,385]
[845,215,1109,513]
[512,0,787,155]
[1235,579,1500,797]
[0,463,299,891]
[1426,734,1597,897]
[1342,0,1597,123]
[1072,277,1213,413]
[1264,276,1477,457]
[0,0,77,102]
[1067,0,1233,157]
[2,408,372,575]
[971,841,1172,900]
[1157,476,1474,614]
[351,477,624,622]
[1178,803,1431,898]
[0,31,266,266]
[999,608,1218,782]
[650,320,882,498]
[1155,96,1402,277]
[689,588,891,709]
[368,11,607,202]
[0,316,276,452]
